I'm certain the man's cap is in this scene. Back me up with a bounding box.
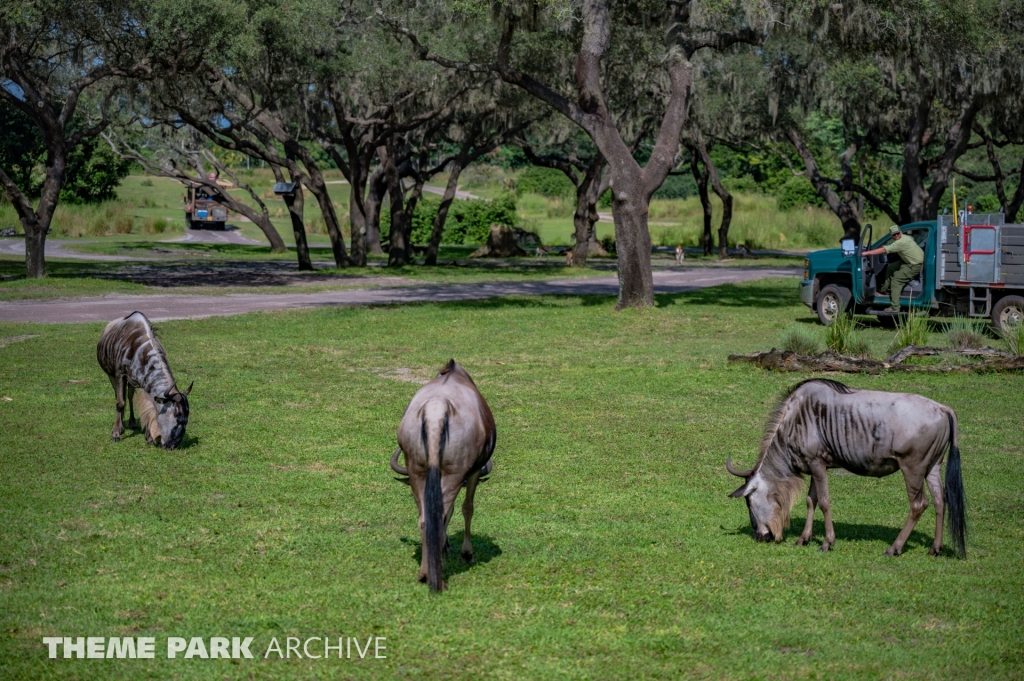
[889,225,901,235]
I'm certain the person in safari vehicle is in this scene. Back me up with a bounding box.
[861,225,925,312]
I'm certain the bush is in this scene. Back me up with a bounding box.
[652,174,697,200]
[780,326,822,355]
[944,315,986,350]
[407,193,518,245]
[889,312,930,354]
[974,194,1001,213]
[515,166,574,198]
[776,176,824,211]
[825,313,870,357]
[1001,321,1024,356]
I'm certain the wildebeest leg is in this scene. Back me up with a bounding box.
[409,476,429,583]
[925,464,945,556]
[440,479,463,556]
[126,384,137,430]
[795,478,819,546]
[461,469,483,563]
[809,460,836,551]
[885,466,929,557]
[109,374,126,441]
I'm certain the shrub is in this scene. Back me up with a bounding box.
[140,179,154,187]
[944,315,986,350]
[889,312,930,353]
[139,217,169,234]
[780,326,822,355]
[974,193,1001,214]
[825,313,869,357]
[406,193,518,245]
[305,216,328,235]
[776,176,824,211]
[515,166,574,198]
[1001,321,1024,356]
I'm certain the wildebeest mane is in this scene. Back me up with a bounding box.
[757,379,856,467]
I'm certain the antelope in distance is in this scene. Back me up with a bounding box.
[391,360,496,592]
[97,312,193,449]
[727,379,966,558]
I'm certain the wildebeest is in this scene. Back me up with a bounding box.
[391,360,496,591]
[727,379,966,557]
[97,311,192,449]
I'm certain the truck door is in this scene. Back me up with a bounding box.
[869,223,932,309]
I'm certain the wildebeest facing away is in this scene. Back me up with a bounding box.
[391,360,496,591]
[97,311,192,449]
[727,379,966,557]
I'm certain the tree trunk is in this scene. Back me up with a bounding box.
[570,158,606,267]
[365,167,387,255]
[282,182,312,271]
[694,138,733,259]
[301,164,348,268]
[380,143,410,267]
[787,128,862,241]
[611,188,654,308]
[424,163,463,266]
[691,152,713,255]
[24,223,47,278]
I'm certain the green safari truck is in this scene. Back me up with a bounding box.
[801,212,1024,333]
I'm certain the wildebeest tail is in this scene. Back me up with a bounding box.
[422,409,449,592]
[944,412,967,558]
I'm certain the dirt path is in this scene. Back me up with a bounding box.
[0,267,798,324]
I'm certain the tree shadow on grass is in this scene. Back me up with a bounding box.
[400,533,503,580]
[724,520,944,554]
[654,281,800,310]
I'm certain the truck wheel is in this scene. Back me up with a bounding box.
[817,284,851,325]
[992,295,1024,335]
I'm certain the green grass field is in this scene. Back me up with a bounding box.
[1,278,1022,679]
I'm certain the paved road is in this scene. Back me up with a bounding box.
[0,267,799,324]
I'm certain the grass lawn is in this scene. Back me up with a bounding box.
[1,278,1021,679]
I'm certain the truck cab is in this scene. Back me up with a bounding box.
[801,214,1024,332]
[184,183,228,230]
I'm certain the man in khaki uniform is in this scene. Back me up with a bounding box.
[862,225,925,312]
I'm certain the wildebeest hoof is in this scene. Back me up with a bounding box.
[795,537,809,546]
[884,547,901,557]
[461,551,474,564]
[819,543,831,552]
[928,546,942,557]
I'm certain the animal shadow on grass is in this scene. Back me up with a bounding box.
[122,424,199,450]
[724,520,940,554]
[401,533,503,579]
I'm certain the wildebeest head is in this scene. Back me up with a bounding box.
[727,455,801,543]
[152,382,192,449]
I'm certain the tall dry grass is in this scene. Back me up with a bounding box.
[647,194,839,250]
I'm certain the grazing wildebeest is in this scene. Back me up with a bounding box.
[391,360,496,591]
[97,311,192,449]
[727,379,966,557]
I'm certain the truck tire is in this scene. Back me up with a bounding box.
[817,284,851,325]
[992,295,1024,335]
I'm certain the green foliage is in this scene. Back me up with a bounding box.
[652,173,697,200]
[974,194,1001,213]
[58,137,132,204]
[777,176,825,211]
[1001,321,1024,356]
[825,312,870,357]
[889,312,931,353]
[944,315,986,350]
[515,165,574,198]
[0,100,130,204]
[407,193,519,245]
[779,325,822,355]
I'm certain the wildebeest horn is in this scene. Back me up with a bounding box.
[183,381,194,396]
[390,447,408,476]
[726,455,753,478]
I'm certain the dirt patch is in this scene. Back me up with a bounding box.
[376,367,432,384]
[0,334,39,349]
